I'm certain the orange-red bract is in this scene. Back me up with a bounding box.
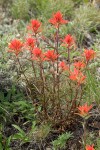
[63,34,75,48]
[49,11,68,28]
[74,61,85,70]
[25,37,35,50]
[32,47,44,62]
[32,47,42,57]
[84,49,96,62]
[78,103,92,117]
[44,50,58,62]
[86,145,95,150]
[27,20,41,34]
[59,61,69,71]
[8,39,23,56]
[69,68,86,85]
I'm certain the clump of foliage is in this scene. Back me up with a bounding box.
[0,90,35,124]
[12,122,51,147]
[0,0,12,8]
[11,0,74,21]
[7,11,97,130]
[84,68,100,104]
[36,0,74,20]
[96,138,100,150]
[11,0,30,20]
[52,132,73,149]
[0,124,12,150]
[70,4,100,46]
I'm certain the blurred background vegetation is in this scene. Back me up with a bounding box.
[0,0,100,44]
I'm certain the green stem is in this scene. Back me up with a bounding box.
[82,118,87,148]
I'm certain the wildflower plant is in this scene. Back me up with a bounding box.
[77,103,94,148]
[77,103,92,118]
[8,11,96,129]
[86,144,95,150]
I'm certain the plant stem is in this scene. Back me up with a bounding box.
[67,85,79,118]
[34,33,39,47]
[17,57,30,85]
[31,53,37,79]
[67,47,73,102]
[39,62,47,118]
[82,118,87,148]
[67,47,70,67]
[78,85,83,106]
[17,57,40,95]
[55,26,62,119]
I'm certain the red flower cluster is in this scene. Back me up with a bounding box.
[74,61,85,70]
[31,48,58,62]
[63,34,75,48]
[27,20,41,34]
[69,68,86,85]
[86,145,95,150]
[32,47,42,57]
[25,37,35,50]
[59,61,69,71]
[84,49,96,62]
[44,50,58,62]
[49,11,68,28]
[32,47,44,61]
[8,39,23,55]
[78,103,92,117]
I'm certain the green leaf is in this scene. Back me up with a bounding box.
[0,143,3,150]
[0,92,5,101]
[52,132,73,149]
[14,101,28,107]
[6,136,12,147]
[12,125,25,135]
[12,133,24,140]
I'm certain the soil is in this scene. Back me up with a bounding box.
[2,106,100,150]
